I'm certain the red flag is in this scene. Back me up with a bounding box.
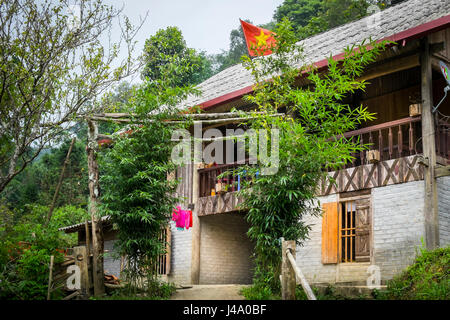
[240,19,276,57]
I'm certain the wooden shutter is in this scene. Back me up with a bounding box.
[321,202,338,264]
[355,198,371,262]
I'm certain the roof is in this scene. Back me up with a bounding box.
[59,215,111,233]
[180,0,450,111]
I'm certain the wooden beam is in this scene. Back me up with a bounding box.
[358,54,420,82]
[421,37,440,250]
[435,165,450,178]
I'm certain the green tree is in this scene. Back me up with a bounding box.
[141,26,213,86]
[2,138,89,210]
[274,0,407,40]
[237,18,388,293]
[274,0,323,35]
[100,47,197,292]
[0,0,144,193]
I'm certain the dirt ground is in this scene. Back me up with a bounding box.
[170,284,249,300]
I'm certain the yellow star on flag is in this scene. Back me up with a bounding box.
[254,29,270,47]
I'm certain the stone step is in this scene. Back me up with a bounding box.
[313,284,387,299]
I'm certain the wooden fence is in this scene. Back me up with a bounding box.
[281,238,316,300]
[47,246,90,300]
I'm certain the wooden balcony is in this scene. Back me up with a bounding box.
[195,116,449,214]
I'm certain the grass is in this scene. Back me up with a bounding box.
[90,280,177,300]
[242,246,450,300]
[373,245,449,300]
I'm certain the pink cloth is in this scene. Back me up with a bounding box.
[172,206,192,230]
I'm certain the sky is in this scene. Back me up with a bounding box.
[105,0,284,55]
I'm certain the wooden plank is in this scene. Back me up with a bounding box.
[62,291,80,300]
[321,202,338,264]
[73,246,89,297]
[358,54,420,82]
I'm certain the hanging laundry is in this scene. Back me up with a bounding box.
[184,210,193,230]
[172,206,193,231]
[172,206,186,230]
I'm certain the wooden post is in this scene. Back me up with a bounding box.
[47,255,54,300]
[84,220,91,256]
[191,165,201,284]
[421,37,440,249]
[87,120,105,296]
[191,123,202,284]
[73,246,89,297]
[281,239,296,300]
[46,137,76,225]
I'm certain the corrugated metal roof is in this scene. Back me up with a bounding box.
[59,215,110,233]
[178,0,450,110]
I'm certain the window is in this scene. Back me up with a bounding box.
[322,197,371,264]
[340,201,356,263]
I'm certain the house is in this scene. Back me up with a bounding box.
[63,0,450,287]
[167,0,450,286]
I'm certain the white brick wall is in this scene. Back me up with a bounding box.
[372,180,425,280]
[167,223,192,285]
[296,194,343,284]
[296,180,427,284]
[104,240,121,278]
[437,176,450,246]
[199,213,254,284]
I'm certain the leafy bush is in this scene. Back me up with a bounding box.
[0,204,86,299]
[375,246,450,300]
[0,223,68,300]
[241,283,280,300]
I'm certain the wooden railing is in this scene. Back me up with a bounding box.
[436,119,450,162]
[197,116,450,198]
[281,238,316,300]
[340,116,423,169]
[198,161,253,198]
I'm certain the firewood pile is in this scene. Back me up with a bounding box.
[104,274,120,285]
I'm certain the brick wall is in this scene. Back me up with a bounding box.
[437,176,450,246]
[296,180,427,284]
[167,223,192,285]
[104,240,121,278]
[199,213,254,284]
[372,180,425,281]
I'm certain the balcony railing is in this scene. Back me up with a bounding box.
[197,115,450,198]
[436,119,450,162]
[340,116,423,169]
[198,161,252,198]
